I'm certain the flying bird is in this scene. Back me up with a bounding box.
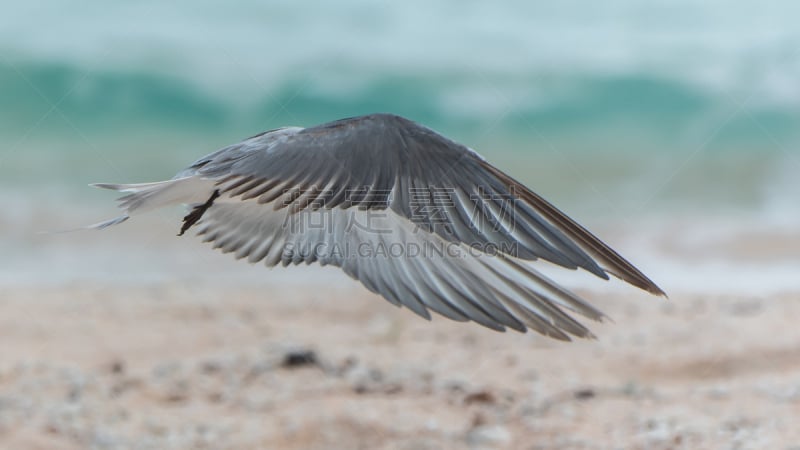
[91,113,664,340]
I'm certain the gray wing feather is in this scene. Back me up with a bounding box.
[194,199,604,339]
[187,113,662,296]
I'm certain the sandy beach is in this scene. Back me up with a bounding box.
[2,275,800,449]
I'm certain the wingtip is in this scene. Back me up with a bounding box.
[653,287,669,299]
[643,281,668,299]
[607,268,667,299]
[632,281,667,299]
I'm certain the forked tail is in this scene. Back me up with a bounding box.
[89,176,215,230]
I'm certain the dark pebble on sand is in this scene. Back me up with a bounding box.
[281,350,317,368]
[574,388,595,400]
[464,390,496,405]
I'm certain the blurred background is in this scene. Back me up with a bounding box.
[2,2,800,448]
[2,0,800,290]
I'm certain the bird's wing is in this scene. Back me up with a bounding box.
[195,198,609,339]
[190,114,664,296]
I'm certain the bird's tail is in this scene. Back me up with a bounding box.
[88,176,214,230]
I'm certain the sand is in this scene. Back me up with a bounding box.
[2,278,800,450]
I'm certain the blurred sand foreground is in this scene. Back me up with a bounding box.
[2,281,800,450]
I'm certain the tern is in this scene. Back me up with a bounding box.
[92,113,664,340]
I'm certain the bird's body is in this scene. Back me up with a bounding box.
[92,113,664,340]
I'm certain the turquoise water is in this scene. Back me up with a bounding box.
[2,1,800,291]
[1,0,799,212]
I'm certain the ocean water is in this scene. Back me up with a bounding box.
[2,1,799,291]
